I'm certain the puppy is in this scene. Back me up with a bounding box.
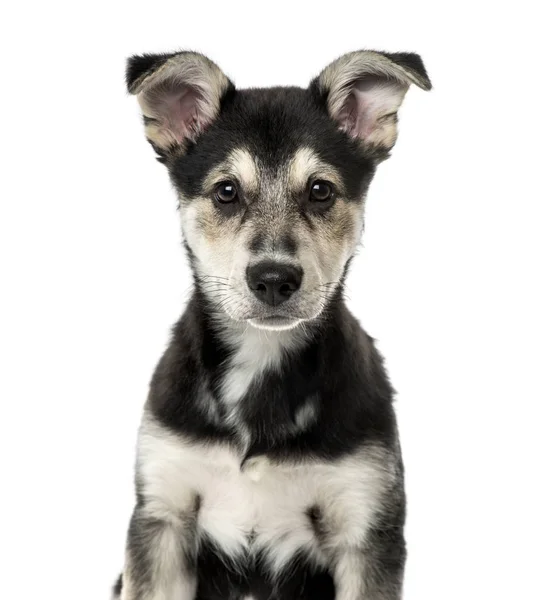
[114,49,431,600]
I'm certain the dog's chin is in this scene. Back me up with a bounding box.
[247,316,302,332]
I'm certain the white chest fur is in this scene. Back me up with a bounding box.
[138,418,392,576]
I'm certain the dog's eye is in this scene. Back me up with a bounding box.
[215,182,238,203]
[309,181,333,202]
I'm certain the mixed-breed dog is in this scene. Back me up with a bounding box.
[114,48,431,600]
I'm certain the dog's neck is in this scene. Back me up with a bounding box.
[150,283,390,459]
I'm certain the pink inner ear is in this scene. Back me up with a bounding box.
[163,86,205,143]
[337,94,359,135]
[336,76,407,141]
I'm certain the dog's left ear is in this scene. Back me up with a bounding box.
[311,50,431,153]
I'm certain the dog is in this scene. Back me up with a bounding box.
[114,49,431,600]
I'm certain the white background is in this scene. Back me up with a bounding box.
[1,1,554,598]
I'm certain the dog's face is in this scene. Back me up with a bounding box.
[171,89,376,331]
[127,51,430,330]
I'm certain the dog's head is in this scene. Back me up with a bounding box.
[127,50,430,330]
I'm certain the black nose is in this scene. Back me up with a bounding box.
[246,262,303,306]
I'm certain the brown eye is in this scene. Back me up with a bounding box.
[309,181,333,202]
[215,182,238,203]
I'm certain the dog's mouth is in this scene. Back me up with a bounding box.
[248,315,302,331]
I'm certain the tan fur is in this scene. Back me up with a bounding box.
[288,147,344,194]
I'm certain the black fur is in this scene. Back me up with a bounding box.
[149,291,397,459]
[379,51,432,90]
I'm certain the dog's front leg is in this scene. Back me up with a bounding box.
[120,504,197,600]
[332,527,406,600]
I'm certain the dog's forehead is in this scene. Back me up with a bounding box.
[223,87,327,156]
[171,86,374,199]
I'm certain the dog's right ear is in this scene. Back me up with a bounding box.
[126,51,233,155]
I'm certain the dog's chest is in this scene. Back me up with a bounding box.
[139,421,390,573]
